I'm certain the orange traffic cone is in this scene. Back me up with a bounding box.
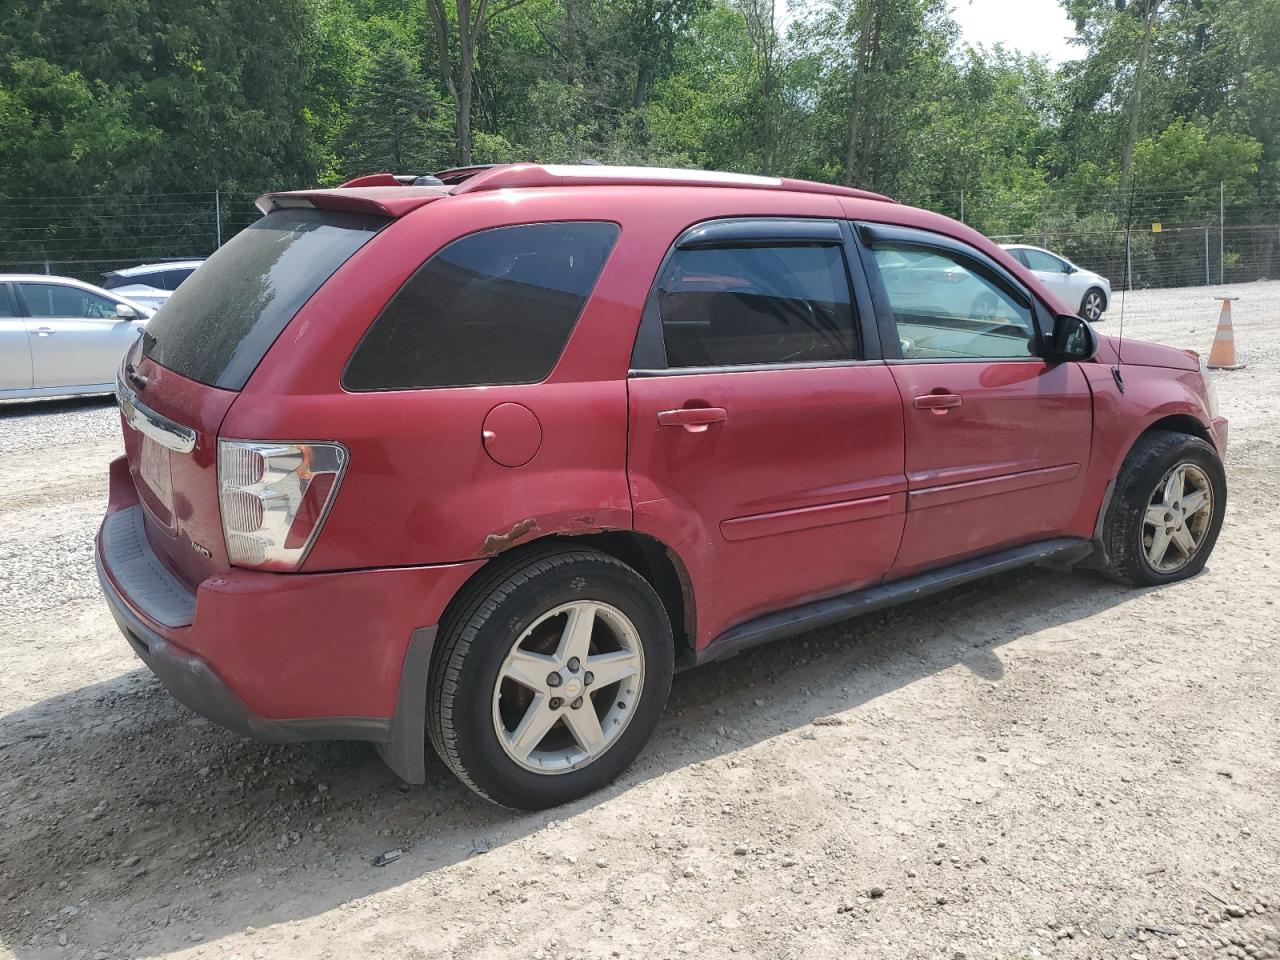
[1206,297,1245,370]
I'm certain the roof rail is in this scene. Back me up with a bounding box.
[449,163,894,202]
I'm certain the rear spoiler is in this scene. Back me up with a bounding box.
[255,186,448,218]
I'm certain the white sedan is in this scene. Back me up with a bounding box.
[101,260,204,311]
[0,275,152,401]
[1001,244,1112,322]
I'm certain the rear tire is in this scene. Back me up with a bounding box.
[1080,287,1107,322]
[427,546,673,809]
[1099,431,1226,586]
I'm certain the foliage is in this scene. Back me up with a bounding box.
[1,0,1278,262]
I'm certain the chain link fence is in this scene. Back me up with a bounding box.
[0,192,262,285]
[2,184,1278,291]
[988,223,1280,290]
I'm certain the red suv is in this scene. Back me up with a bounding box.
[96,164,1228,809]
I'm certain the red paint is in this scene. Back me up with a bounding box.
[886,360,1094,574]
[96,165,1227,729]
[629,365,908,642]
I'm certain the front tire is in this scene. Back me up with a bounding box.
[427,547,674,809]
[1099,431,1226,586]
[1080,287,1107,322]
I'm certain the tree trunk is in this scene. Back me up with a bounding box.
[426,0,460,161]
[843,0,876,187]
[428,0,529,166]
[455,0,475,165]
[1121,0,1158,182]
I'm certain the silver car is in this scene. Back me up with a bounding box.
[0,275,152,401]
[101,260,204,311]
[1001,244,1111,322]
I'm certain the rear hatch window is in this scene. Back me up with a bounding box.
[140,208,385,389]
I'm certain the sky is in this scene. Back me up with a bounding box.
[950,0,1081,65]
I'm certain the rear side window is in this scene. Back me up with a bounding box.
[344,221,619,390]
[140,209,384,389]
[656,244,858,368]
[0,285,17,317]
[162,268,196,290]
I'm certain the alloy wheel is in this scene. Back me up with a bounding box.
[1141,462,1214,573]
[1082,291,1104,321]
[492,600,646,774]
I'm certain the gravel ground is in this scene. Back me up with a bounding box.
[1,282,1278,960]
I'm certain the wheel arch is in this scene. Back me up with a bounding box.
[1087,412,1217,567]
[1136,413,1212,446]
[438,530,697,669]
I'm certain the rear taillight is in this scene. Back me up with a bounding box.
[217,440,348,571]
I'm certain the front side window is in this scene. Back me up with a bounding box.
[344,221,619,390]
[20,283,118,320]
[1021,248,1068,273]
[656,244,858,368]
[871,244,1036,360]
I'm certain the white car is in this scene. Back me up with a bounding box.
[101,260,203,311]
[0,275,153,401]
[1001,244,1111,322]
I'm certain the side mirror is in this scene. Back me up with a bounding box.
[1063,264,1077,274]
[115,303,141,321]
[1045,313,1097,362]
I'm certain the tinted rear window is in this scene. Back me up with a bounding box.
[344,221,619,390]
[162,268,197,290]
[140,209,384,389]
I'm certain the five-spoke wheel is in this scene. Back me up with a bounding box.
[428,547,673,809]
[1100,430,1226,586]
[493,601,646,773]
[1141,463,1214,573]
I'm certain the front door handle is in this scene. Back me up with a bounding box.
[34,327,55,336]
[914,393,962,414]
[657,407,728,433]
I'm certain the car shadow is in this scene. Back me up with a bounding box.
[0,394,116,417]
[0,564,1145,957]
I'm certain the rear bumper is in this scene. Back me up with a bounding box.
[95,500,485,780]
[96,554,340,743]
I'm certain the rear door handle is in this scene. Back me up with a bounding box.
[914,393,962,413]
[657,407,728,433]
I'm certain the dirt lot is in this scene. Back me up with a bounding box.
[1,282,1278,960]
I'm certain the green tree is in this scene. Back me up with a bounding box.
[336,45,452,176]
